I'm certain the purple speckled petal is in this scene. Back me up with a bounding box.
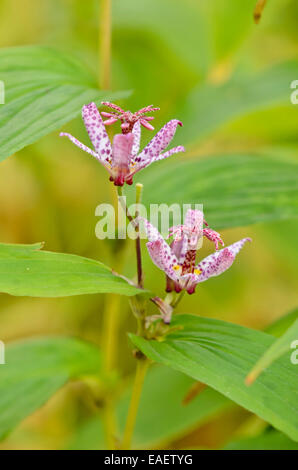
[131,121,141,158]
[159,145,185,160]
[139,218,181,281]
[135,120,183,165]
[171,235,188,265]
[138,217,164,242]
[184,209,203,248]
[195,238,252,283]
[137,145,185,173]
[60,133,99,159]
[147,240,180,282]
[185,209,203,230]
[129,146,185,178]
[82,102,112,159]
[203,227,224,251]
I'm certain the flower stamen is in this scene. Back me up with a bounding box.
[101,102,160,134]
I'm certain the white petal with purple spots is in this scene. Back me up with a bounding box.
[60,133,99,159]
[195,238,251,283]
[82,102,112,161]
[131,121,141,158]
[135,120,183,165]
[147,240,180,282]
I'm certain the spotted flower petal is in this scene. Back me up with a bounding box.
[59,133,99,159]
[135,120,183,165]
[195,238,252,283]
[147,240,181,282]
[82,102,112,158]
[139,217,163,242]
[137,145,186,173]
[203,227,224,250]
[139,218,181,281]
[168,209,203,249]
[131,121,141,158]
[171,235,188,264]
[185,209,203,230]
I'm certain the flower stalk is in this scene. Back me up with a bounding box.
[122,357,149,450]
[99,0,112,89]
[135,183,144,288]
[254,0,267,24]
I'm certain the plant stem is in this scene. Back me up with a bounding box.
[135,184,144,288]
[122,358,149,449]
[116,185,143,285]
[99,0,112,89]
[171,290,185,309]
[117,186,135,225]
[102,191,127,449]
[103,400,117,450]
[254,0,267,24]
[102,293,121,450]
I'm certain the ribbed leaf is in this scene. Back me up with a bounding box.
[0,242,142,297]
[130,315,298,441]
[179,61,298,144]
[0,337,101,440]
[0,46,129,161]
[266,308,298,338]
[137,154,298,230]
[246,319,298,384]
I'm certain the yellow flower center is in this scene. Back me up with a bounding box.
[194,268,202,275]
[173,265,181,272]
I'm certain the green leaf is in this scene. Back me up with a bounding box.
[137,154,298,230]
[0,242,143,297]
[0,336,101,441]
[0,45,129,161]
[113,0,255,76]
[179,61,298,144]
[224,430,298,450]
[113,0,209,75]
[266,308,298,338]
[66,365,231,450]
[246,319,298,385]
[129,315,298,441]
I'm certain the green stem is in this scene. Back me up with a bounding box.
[99,0,112,89]
[102,292,122,450]
[122,358,149,449]
[103,401,117,450]
[117,186,135,224]
[135,184,144,288]
[171,290,185,309]
[117,186,142,281]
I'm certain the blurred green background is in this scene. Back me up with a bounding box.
[0,0,297,449]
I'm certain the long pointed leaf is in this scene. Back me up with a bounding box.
[130,315,298,441]
[0,242,143,297]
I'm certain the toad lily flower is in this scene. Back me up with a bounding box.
[140,211,251,295]
[60,102,185,186]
